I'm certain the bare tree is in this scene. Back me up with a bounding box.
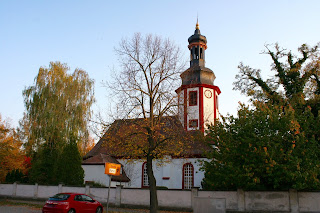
[106,33,186,212]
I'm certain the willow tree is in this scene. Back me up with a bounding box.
[106,33,185,213]
[21,61,95,183]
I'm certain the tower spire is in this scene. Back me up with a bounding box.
[196,16,199,30]
[176,24,221,133]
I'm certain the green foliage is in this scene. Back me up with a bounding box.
[55,139,84,185]
[29,139,84,185]
[203,102,320,190]
[203,43,320,191]
[29,146,59,184]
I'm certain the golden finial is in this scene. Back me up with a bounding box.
[196,16,199,30]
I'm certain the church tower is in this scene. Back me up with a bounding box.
[176,21,221,132]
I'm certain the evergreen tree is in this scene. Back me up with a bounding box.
[5,169,26,183]
[55,138,84,186]
[29,146,59,184]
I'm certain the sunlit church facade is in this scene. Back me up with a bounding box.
[82,22,221,189]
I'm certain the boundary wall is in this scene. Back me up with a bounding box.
[0,183,319,212]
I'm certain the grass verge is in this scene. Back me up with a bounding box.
[0,199,43,209]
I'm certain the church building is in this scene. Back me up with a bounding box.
[82,22,221,189]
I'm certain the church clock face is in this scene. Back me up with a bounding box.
[204,89,212,98]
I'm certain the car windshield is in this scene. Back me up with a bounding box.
[49,194,70,201]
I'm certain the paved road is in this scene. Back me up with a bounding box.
[0,205,148,213]
[0,205,149,213]
[0,205,42,213]
[1,202,188,213]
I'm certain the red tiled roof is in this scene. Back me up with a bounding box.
[82,153,119,165]
[83,116,208,160]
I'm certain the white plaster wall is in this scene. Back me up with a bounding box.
[198,191,238,210]
[121,188,149,206]
[178,90,185,127]
[37,185,59,198]
[203,88,215,128]
[90,187,116,203]
[298,192,320,212]
[215,91,219,120]
[3,183,320,212]
[245,191,289,211]
[158,190,191,208]
[16,184,34,197]
[118,158,206,189]
[186,87,199,131]
[62,186,85,194]
[82,164,131,187]
[82,164,109,186]
[117,159,144,187]
[0,184,13,195]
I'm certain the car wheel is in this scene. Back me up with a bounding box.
[96,206,102,213]
[68,209,76,213]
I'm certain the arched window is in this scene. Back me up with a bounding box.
[182,163,194,189]
[142,162,149,188]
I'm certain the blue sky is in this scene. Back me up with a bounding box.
[1,0,320,132]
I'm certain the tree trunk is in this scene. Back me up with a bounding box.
[147,155,158,213]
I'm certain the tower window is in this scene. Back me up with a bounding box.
[189,119,198,128]
[182,163,194,189]
[195,47,199,59]
[189,91,197,106]
[200,48,203,59]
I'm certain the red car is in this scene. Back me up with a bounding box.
[42,192,103,213]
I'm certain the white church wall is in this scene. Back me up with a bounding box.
[178,90,185,127]
[203,88,215,128]
[215,90,219,119]
[82,164,109,186]
[117,159,144,187]
[118,157,206,189]
[82,164,132,187]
